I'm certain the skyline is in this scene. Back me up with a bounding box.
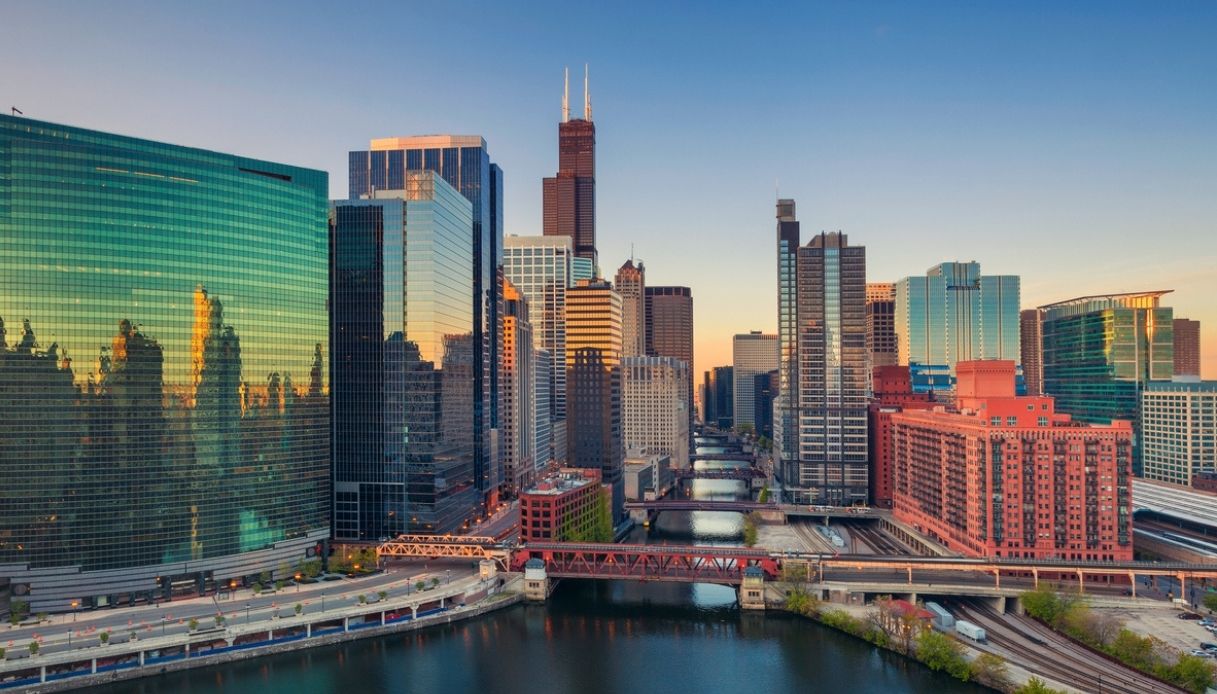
[3,1,1215,381]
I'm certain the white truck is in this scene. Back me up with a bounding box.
[955,620,987,643]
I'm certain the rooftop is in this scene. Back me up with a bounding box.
[1132,478,1217,529]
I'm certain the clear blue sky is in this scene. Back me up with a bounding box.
[3,0,1215,379]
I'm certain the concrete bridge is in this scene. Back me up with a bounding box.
[689,452,756,463]
[672,467,767,481]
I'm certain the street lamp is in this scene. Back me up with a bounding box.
[245,603,251,625]
[295,573,302,592]
[321,592,326,613]
[70,601,78,622]
[446,570,451,585]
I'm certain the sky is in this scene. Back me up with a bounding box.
[3,0,1215,382]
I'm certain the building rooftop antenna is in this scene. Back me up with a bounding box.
[562,67,570,123]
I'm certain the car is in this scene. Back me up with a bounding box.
[1178,612,1203,620]
[1200,642,1217,651]
[1190,649,1214,658]
[1201,619,1217,627]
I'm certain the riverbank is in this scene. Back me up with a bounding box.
[1,576,523,692]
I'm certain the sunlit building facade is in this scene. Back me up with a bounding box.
[615,259,646,358]
[623,356,690,470]
[774,199,800,486]
[501,278,537,495]
[0,114,330,611]
[331,174,477,537]
[1140,381,1217,487]
[733,332,778,434]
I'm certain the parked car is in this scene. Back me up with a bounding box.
[1189,649,1214,658]
[1200,642,1217,651]
[1178,612,1203,620]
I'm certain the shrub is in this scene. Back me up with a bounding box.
[1168,653,1216,693]
[188,617,199,631]
[970,652,1010,689]
[294,603,303,616]
[1204,593,1217,613]
[430,577,440,588]
[252,583,262,595]
[0,646,5,659]
[1016,677,1067,694]
[358,594,367,604]
[415,581,426,593]
[378,590,387,601]
[915,629,970,681]
[28,641,39,656]
[214,614,225,627]
[275,580,284,591]
[99,631,110,644]
[784,589,818,617]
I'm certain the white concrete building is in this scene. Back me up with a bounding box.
[732,332,778,433]
[1142,381,1217,487]
[622,356,690,470]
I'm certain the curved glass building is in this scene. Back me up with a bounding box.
[0,114,330,611]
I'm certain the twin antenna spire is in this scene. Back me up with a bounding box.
[561,64,591,123]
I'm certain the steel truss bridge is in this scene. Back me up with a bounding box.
[689,452,756,463]
[376,537,1217,589]
[672,467,766,481]
[511,542,780,584]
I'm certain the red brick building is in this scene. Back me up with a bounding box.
[891,361,1134,561]
[868,366,934,509]
[519,468,604,542]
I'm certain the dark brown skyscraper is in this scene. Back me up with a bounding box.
[543,66,597,267]
[1020,308,1043,395]
[645,286,694,434]
[1174,318,1201,377]
[866,282,897,368]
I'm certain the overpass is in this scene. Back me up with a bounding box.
[624,499,881,521]
[511,542,779,584]
[689,452,756,463]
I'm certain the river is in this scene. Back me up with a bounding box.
[92,440,984,693]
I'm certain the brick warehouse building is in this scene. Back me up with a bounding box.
[891,360,1133,561]
[519,468,605,542]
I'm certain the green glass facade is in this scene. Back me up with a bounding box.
[1040,292,1174,475]
[0,115,329,610]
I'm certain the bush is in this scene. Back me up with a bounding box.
[214,614,225,627]
[275,580,284,591]
[99,631,110,644]
[742,513,760,547]
[1204,592,1217,613]
[415,580,426,593]
[378,590,387,601]
[358,594,367,604]
[294,603,303,616]
[188,617,199,631]
[969,652,1010,689]
[252,583,263,594]
[0,646,5,659]
[1169,653,1216,693]
[915,630,970,681]
[28,641,39,655]
[430,577,440,588]
[1016,677,1067,694]
[784,589,818,617]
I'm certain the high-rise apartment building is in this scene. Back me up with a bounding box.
[1020,308,1043,396]
[866,282,898,368]
[0,115,330,610]
[732,332,778,434]
[1174,318,1201,378]
[332,175,477,537]
[774,199,800,480]
[895,262,1020,391]
[1040,291,1174,474]
[348,135,502,506]
[504,235,575,463]
[543,67,597,266]
[645,285,694,434]
[501,278,537,495]
[615,259,646,358]
[623,356,690,470]
[790,232,869,505]
[565,279,624,521]
[891,361,1133,561]
[1141,381,1217,487]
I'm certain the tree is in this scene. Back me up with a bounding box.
[1108,628,1157,671]
[378,590,387,601]
[1204,592,1217,613]
[1170,653,1216,693]
[915,630,970,680]
[742,513,760,547]
[28,641,38,656]
[784,589,818,616]
[430,577,440,589]
[252,583,263,594]
[1016,677,1067,694]
[188,617,199,631]
[969,652,1010,689]
[99,631,110,645]
[415,580,426,593]
[591,490,614,542]
[9,599,28,625]
[0,647,6,659]
[259,570,272,585]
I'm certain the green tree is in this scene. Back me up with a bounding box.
[784,588,818,616]
[294,603,303,616]
[430,577,440,589]
[969,652,1010,689]
[9,599,28,625]
[1016,677,1067,694]
[1108,628,1156,671]
[757,487,770,503]
[188,617,199,631]
[915,630,970,681]
[742,513,760,547]
[28,641,38,656]
[99,631,110,644]
[1020,586,1077,627]
[0,646,6,659]
[1170,653,1216,693]
[415,580,426,593]
[591,490,614,542]
[1204,592,1217,613]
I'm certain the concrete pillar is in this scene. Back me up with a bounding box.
[307,623,312,637]
[411,605,418,618]
[1129,571,1137,598]
[267,630,273,640]
[906,566,913,584]
[185,643,191,658]
[1180,573,1187,601]
[343,617,349,633]
[994,569,1001,589]
[1077,570,1084,594]
[91,658,97,673]
[40,666,46,683]
[1032,567,1039,588]
[140,650,145,666]
[994,596,1007,614]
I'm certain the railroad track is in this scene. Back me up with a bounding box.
[953,601,1187,694]
[847,522,911,555]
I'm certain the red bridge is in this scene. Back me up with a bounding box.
[690,452,756,462]
[511,542,780,584]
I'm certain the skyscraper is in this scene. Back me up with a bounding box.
[774,199,801,488]
[703,365,735,430]
[544,66,597,266]
[623,356,690,470]
[565,279,624,521]
[753,370,780,440]
[732,332,778,434]
[504,235,576,464]
[348,135,502,507]
[501,278,537,495]
[790,232,868,505]
[0,114,330,610]
[331,174,477,537]
[534,348,554,471]
[645,285,694,434]
[1174,318,1201,378]
[1040,291,1174,474]
[866,282,898,368]
[615,259,647,358]
[895,261,1020,391]
[1020,308,1044,395]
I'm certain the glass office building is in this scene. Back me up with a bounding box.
[895,262,1020,392]
[0,114,329,611]
[349,136,501,504]
[1040,291,1174,474]
[331,173,477,537]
